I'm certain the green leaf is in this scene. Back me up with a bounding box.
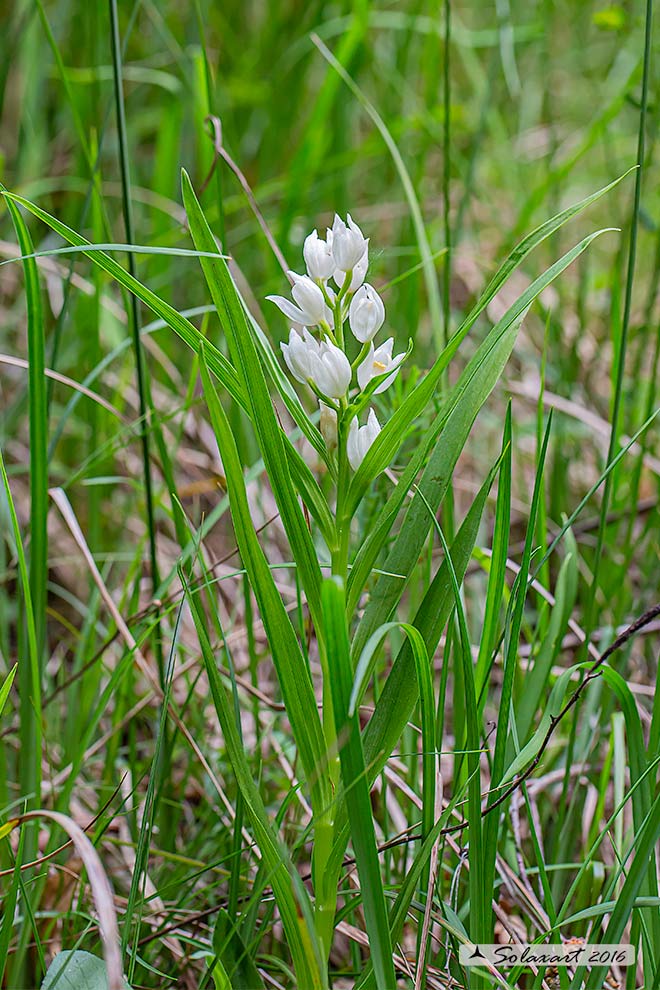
[333,460,498,887]
[322,578,397,990]
[350,303,526,659]
[3,194,47,850]
[197,350,329,810]
[414,485,487,941]
[41,951,131,990]
[349,620,435,843]
[354,788,467,990]
[474,405,512,707]
[499,663,584,786]
[348,225,613,511]
[482,415,553,932]
[181,169,324,631]
[578,787,660,990]
[244,307,328,463]
[516,533,578,742]
[1,187,332,548]
[0,449,42,833]
[0,664,17,718]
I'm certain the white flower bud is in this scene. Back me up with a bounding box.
[319,402,338,450]
[357,338,405,393]
[347,409,381,471]
[290,272,330,324]
[349,284,385,342]
[310,338,352,399]
[280,328,320,384]
[304,230,335,280]
[331,213,369,272]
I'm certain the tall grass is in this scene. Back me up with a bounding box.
[0,2,659,988]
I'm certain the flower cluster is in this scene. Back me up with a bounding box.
[267,214,405,470]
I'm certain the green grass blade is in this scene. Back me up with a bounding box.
[0,665,17,718]
[3,196,48,663]
[482,415,553,933]
[474,404,511,706]
[212,907,266,990]
[577,787,660,990]
[415,486,487,943]
[515,532,578,741]
[359,461,498,798]
[349,620,435,843]
[355,787,468,990]
[580,0,653,669]
[0,450,42,827]
[244,305,327,464]
[313,34,443,349]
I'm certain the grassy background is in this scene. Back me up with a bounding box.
[1,0,659,987]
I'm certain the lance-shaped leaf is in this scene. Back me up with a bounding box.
[322,578,397,990]
[198,349,329,813]
[182,170,324,632]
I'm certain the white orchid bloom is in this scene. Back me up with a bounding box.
[310,338,352,399]
[280,328,321,384]
[331,213,369,272]
[319,401,338,450]
[267,271,331,326]
[349,284,385,342]
[357,338,406,394]
[347,409,381,471]
[304,230,335,281]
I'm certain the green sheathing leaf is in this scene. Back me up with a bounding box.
[322,578,396,990]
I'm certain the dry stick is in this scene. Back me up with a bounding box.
[480,601,660,822]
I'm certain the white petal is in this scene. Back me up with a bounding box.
[266,294,308,324]
[281,341,306,383]
[365,409,381,447]
[357,343,375,391]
